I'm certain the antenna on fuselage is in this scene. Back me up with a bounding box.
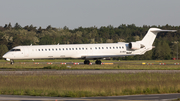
[30,44,32,46]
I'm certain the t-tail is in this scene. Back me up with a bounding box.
[128,28,176,54]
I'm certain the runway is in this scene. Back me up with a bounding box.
[0,93,180,100]
[1,70,180,75]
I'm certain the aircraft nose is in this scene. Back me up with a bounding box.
[2,53,11,61]
[2,53,9,59]
[2,54,6,58]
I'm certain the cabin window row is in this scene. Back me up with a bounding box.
[95,46,124,50]
[34,46,124,51]
[36,48,88,51]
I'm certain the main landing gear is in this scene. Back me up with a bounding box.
[84,60,102,65]
[95,60,101,65]
[84,60,90,64]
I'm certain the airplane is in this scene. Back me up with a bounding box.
[2,28,176,64]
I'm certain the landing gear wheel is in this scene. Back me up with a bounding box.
[84,60,90,65]
[10,60,14,65]
[95,60,101,65]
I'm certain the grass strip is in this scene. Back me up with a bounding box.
[1,63,180,70]
[0,73,180,97]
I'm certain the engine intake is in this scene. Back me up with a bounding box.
[129,42,142,50]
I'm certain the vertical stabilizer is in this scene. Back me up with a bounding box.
[140,28,176,47]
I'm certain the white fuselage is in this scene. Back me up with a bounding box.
[2,42,145,60]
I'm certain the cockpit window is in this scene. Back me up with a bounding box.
[10,49,21,51]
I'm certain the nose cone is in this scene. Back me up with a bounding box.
[2,53,9,59]
[2,53,11,61]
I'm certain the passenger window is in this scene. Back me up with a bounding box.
[72,48,74,50]
[63,48,64,50]
[79,48,81,50]
[45,49,47,51]
[69,48,71,50]
[56,48,57,51]
[95,47,97,49]
[119,46,121,49]
[109,47,111,49]
[90,48,92,50]
[106,47,108,49]
[52,49,54,51]
[82,48,84,50]
[66,48,68,50]
[39,49,40,51]
[99,47,100,49]
[113,47,115,49]
[102,47,104,49]
[76,48,78,50]
[59,48,61,51]
[122,46,124,49]
[86,48,87,50]
[116,47,118,49]
[49,49,50,51]
[42,49,44,51]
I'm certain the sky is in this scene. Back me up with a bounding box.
[0,0,180,29]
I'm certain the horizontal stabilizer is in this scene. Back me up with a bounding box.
[151,29,176,32]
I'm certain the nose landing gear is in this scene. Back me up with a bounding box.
[10,60,14,65]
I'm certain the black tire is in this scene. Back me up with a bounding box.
[95,60,101,65]
[84,61,86,64]
[10,60,14,65]
[98,61,101,64]
[87,61,90,64]
[84,60,90,65]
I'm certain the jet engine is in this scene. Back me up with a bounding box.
[129,42,142,50]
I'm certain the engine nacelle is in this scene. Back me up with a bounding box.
[129,42,142,50]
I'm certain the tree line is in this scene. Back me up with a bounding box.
[0,23,180,60]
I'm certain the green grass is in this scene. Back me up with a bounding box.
[1,59,180,70]
[1,63,180,70]
[0,73,180,97]
[1,59,180,63]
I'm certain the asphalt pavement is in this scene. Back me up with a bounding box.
[0,93,180,100]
